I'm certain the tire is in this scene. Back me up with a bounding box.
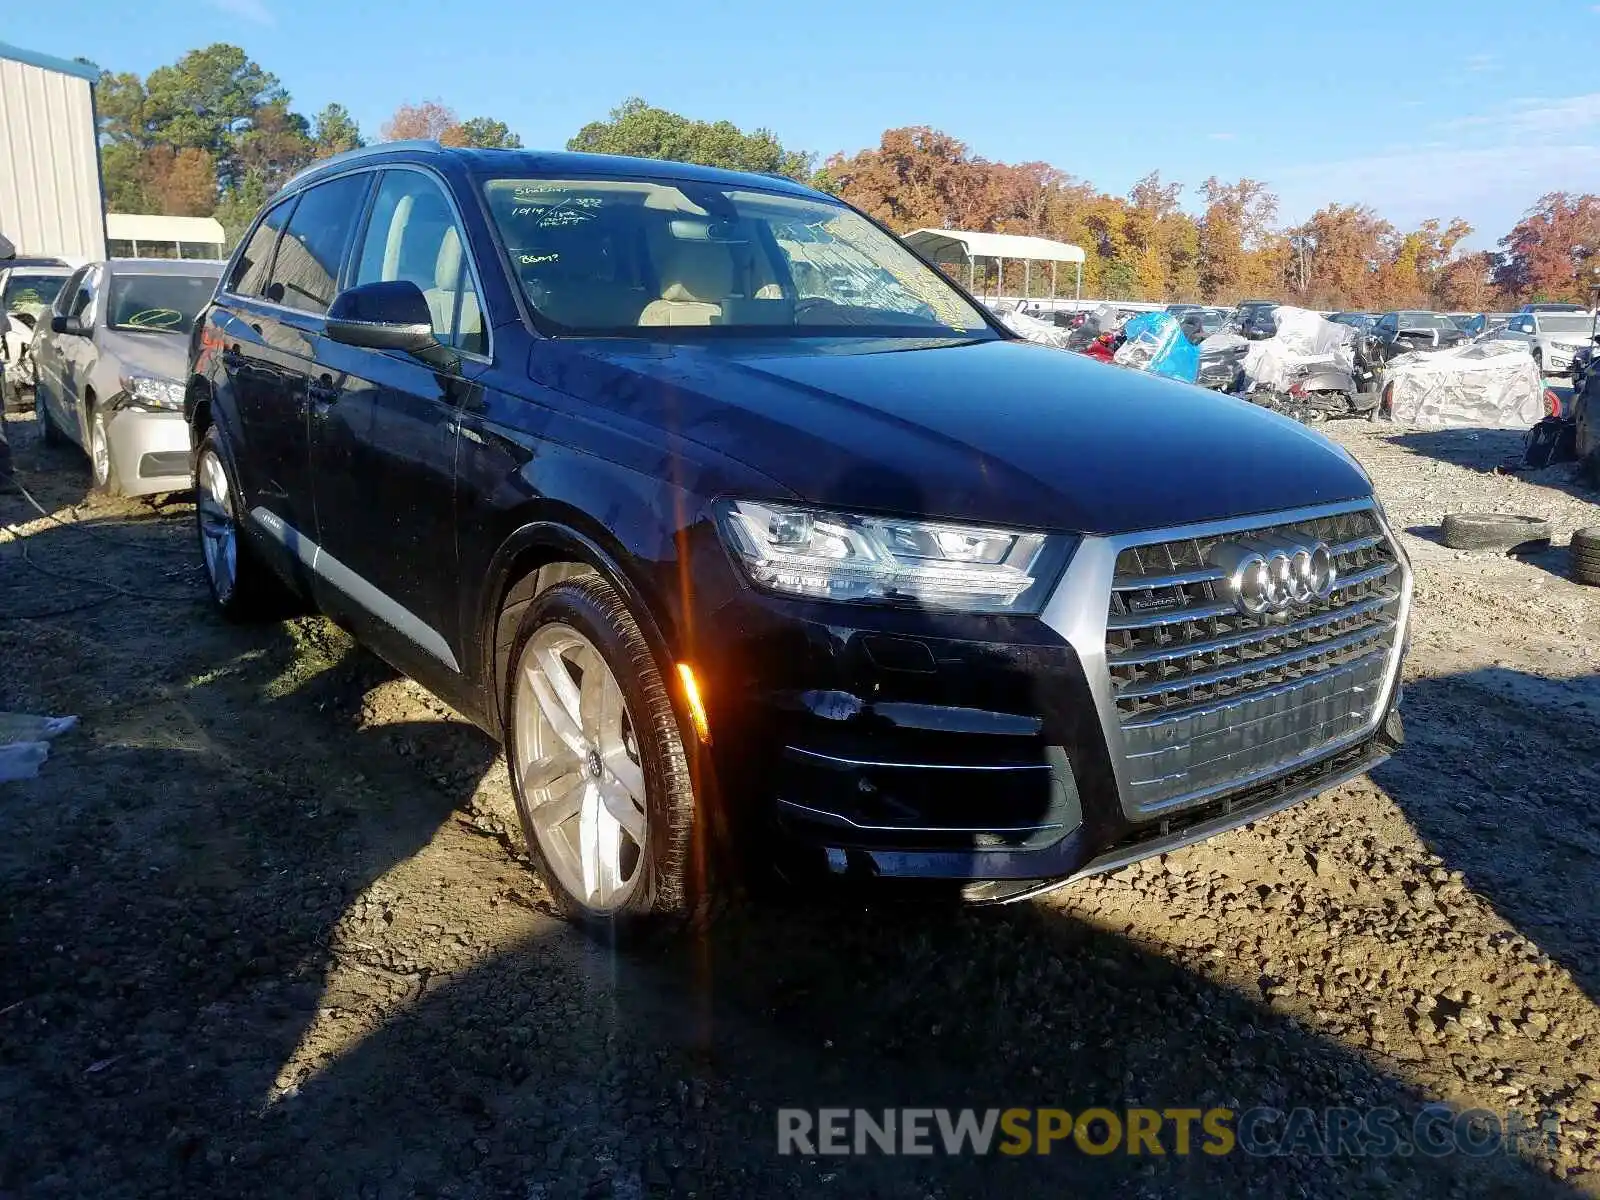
[34,385,61,446]
[1573,528,1600,586]
[88,403,122,497]
[194,424,293,619]
[503,574,704,933]
[1532,350,1544,378]
[1440,512,1552,552]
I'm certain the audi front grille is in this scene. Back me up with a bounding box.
[1103,506,1405,814]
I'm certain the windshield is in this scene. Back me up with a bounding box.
[1535,313,1593,333]
[482,178,992,338]
[1396,312,1458,331]
[3,272,69,311]
[107,272,218,334]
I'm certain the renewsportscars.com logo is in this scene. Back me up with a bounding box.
[777,1106,1561,1159]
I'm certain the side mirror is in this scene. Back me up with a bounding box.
[50,314,84,336]
[325,280,438,354]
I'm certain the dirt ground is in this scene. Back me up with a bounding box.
[2,405,1598,1199]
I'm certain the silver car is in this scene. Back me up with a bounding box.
[1494,310,1596,377]
[31,258,222,497]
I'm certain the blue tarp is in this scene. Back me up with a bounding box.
[1114,312,1200,383]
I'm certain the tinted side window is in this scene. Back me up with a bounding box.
[352,171,485,352]
[228,199,295,298]
[270,173,372,315]
[72,266,100,324]
[53,268,87,317]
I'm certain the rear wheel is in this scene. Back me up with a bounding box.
[194,425,294,619]
[34,386,61,446]
[504,575,703,932]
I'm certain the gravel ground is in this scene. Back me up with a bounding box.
[1,407,1598,1199]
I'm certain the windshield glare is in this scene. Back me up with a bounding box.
[481,178,992,338]
[1535,313,1593,333]
[108,272,217,334]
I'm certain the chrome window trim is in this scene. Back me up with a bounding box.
[1038,497,1412,821]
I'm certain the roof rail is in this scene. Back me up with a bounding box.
[282,139,443,190]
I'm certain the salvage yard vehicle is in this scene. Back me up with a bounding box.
[1359,310,1469,368]
[1231,300,1278,339]
[188,142,1411,928]
[1327,311,1375,335]
[0,260,71,406]
[31,258,223,496]
[1491,309,1594,377]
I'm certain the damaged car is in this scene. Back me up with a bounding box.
[1359,310,1469,368]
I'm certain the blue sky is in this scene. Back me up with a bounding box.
[13,0,1600,245]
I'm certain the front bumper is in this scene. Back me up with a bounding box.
[106,408,191,497]
[693,500,1410,896]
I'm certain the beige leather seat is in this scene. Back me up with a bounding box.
[639,240,736,327]
[422,227,483,351]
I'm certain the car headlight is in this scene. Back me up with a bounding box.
[715,499,1072,613]
[121,374,184,412]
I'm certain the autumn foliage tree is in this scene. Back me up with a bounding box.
[91,46,1600,302]
[1495,192,1600,302]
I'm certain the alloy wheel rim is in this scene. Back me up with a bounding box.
[91,414,109,486]
[196,451,238,601]
[512,623,648,912]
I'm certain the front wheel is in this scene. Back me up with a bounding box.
[194,425,295,619]
[504,575,703,932]
[89,405,122,496]
[1532,349,1544,377]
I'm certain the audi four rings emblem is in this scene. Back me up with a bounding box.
[1208,539,1338,615]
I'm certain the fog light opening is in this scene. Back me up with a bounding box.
[676,663,711,744]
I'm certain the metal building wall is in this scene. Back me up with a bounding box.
[0,53,105,262]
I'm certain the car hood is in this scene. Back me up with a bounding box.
[97,328,189,382]
[541,337,1371,536]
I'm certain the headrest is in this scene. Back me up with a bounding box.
[658,239,734,305]
[435,227,462,291]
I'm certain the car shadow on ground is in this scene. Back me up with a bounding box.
[1383,427,1596,504]
[1372,668,1600,1007]
[0,411,1589,1198]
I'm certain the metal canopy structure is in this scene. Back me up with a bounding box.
[902,228,1086,303]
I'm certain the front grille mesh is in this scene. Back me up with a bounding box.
[1105,508,1401,812]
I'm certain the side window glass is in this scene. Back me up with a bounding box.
[54,268,87,317]
[229,199,295,298]
[270,173,371,315]
[352,171,484,351]
[72,267,100,325]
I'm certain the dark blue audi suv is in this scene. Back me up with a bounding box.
[186,142,1410,928]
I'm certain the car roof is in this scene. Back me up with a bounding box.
[104,258,225,275]
[283,141,828,203]
[3,262,71,275]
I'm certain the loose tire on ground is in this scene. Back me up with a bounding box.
[1573,527,1600,586]
[1440,512,1552,552]
[503,574,705,934]
[194,425,296,619]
